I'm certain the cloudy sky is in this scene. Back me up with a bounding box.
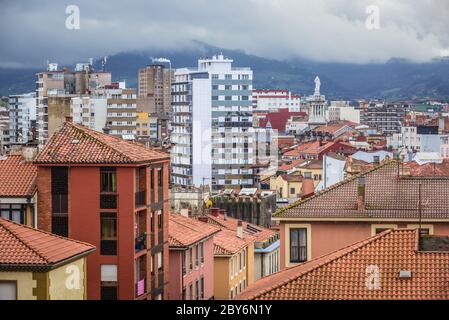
[1,0,449,68]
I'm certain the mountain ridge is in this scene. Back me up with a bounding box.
[1,42,449,101]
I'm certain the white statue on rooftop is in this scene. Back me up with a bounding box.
[314,76,321,96]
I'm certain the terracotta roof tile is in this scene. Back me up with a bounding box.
[0,155,37,197]
[213,228,253,256]
[205,213,277,244]
[169,214,220,248]
[34,122,169,165]
[236,229,449,300]
[275,161,449,220]
[0,217,94,269]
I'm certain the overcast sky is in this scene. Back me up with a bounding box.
[1,0,449,68]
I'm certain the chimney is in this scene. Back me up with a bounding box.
[357,176,366,210]
[373,155,380,166]
[102,127,111,135]
[300,178,315,199]
[65,116,73,123]
[198,216,208,223]
[237,220,244,239]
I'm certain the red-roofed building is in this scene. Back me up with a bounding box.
[283,140,356,160]
[273,161,449,272]
[34,121,170,300]
[258,109,307,133]
[237,229,449,300]
[168,213,219,300]
[0,150,37,227]
[0,217,95,300]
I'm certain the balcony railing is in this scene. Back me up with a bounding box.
[135,234,147,252]
[135,190,146,207]
[135,278,146,297]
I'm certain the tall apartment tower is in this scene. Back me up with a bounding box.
[35,62,111,148]
[171,55,254,192]
[138,64,173,115]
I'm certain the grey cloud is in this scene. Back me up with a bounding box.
[1,0,449,68]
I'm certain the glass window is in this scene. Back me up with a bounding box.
[290,228,307,263]
[100,213,117,255]
[100,167,117,192]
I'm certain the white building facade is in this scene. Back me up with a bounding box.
[71,96,108,132]
[8,92,36,144]
[171,55,255,192]
[252,89,301,112]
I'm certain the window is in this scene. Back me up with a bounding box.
[189,283,193,300]
[182,287,186,300]
[195,244,199,267]
[157,252,162,270]
[189,247,193,271]
[0,204,24,224]
[239,252,242,271]
[230,288,234,299]
[182,251,186,275]
[0,281,17,300]
[199,242,204,264]
[290,188,296,195]
[225,74,232,80]
[100,167,117,192]
[290,228,307,263]
[243,248,246,268]
[100,213,117,255]
[101,265,118,300]
[195,279,199,300]
[158,168,163,187]
[200,276,204,299]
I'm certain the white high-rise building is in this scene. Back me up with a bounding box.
[8,92,36,144]
[71,96,108,132]
[171,55,255,192]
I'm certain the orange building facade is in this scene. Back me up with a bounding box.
[34,122,170,300]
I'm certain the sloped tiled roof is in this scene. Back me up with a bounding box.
[34,122,169,165]
[236,229,449,300]
[169,214,220,248]
[275,161,449,220]
[0,218,95,270]
[205,213,277,244]
[259,109,307,132]
[0,155,37,197]
[213,228,253,256]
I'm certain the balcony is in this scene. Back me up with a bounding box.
[135,278,146,298]
[100,193,117,209]
[135,190,146,207]
[135,233,147,252]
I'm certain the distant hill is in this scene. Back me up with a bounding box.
[1,42,449,100]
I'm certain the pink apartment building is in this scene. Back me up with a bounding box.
[168,213,220,300]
